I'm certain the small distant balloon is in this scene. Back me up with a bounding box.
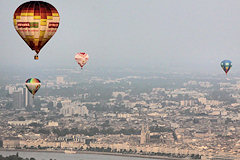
[221,60,232,75]
[75,52,89,69]
[25,78,41,98]
[13,1,60,60]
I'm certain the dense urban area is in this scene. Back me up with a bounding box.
[0,68,240,159]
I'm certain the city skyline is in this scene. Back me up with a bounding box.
[1,72,240,159]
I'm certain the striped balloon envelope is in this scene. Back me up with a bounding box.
[221,60,232,75]
[13,1,60,60]
[25,78,41,98]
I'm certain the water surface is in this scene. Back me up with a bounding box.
[0,150,161,160]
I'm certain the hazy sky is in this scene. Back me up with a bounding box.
[1,0,240,74]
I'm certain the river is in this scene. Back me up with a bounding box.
[0,150,162,160]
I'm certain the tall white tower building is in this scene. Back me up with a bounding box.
[23,88,33,107]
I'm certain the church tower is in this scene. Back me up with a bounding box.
[140,124,150,145]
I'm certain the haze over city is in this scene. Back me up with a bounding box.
[1,0,240,74]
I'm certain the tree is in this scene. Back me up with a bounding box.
[47,102,54,110]
[33,98,42,107]
[29,122,42,127]
[0,140,3,148]
[56,102,62,109]
[116,94,123,101]
[70,128,78,134]
[38,129,50,135]
[88,127,99,136]
[53,128,69,137]
[101,120,110,128]
[5,102,13,109]
[18,116,25,121]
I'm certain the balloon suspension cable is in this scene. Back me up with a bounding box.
[225,73,230,81]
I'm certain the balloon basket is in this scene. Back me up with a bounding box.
[34,55,39,60]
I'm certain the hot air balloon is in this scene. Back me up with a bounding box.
[13,1,60,60]
[25,78,41,98]
[221,60,232,75]
[75,52,89,69]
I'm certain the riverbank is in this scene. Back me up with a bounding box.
[0,148,187,160]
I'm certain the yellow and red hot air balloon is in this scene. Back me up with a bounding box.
[75,52,89,69]
[13,1,60,60]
